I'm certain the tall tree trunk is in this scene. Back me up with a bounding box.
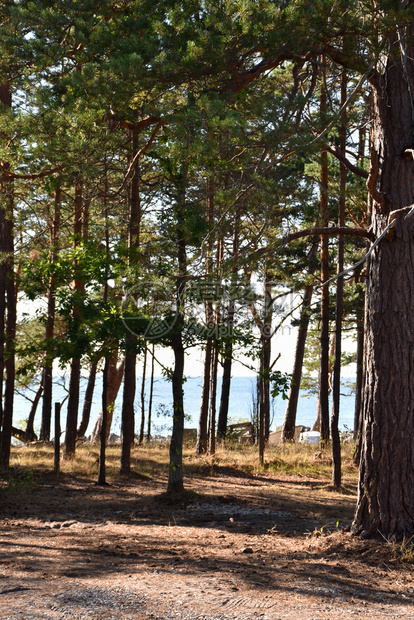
[319,56,330,445]
[331,65,347,489]
[167,170,187,495]
[282,237,318,441]
[121,126,140,474]
[64,179,84,459]
[217,213,239,442]
[41,180,61,441]
[0,82,14,470]
[196,177,214,454]
[353,33,414,537]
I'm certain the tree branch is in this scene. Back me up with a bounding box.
[238,225,371,260]
[324,143,368,179]
[0,164,63,183]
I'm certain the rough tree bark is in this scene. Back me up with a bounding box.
[353,31,414,537]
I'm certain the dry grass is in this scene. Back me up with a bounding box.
[3,438,359,489]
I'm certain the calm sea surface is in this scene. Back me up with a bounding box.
[16,375,356,439]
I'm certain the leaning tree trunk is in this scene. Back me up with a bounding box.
[77,358,99,438]
[282,237,318,442]
[353,37,414,538]
[91,354,125,442]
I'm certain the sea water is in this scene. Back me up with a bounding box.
[15,375,356,439]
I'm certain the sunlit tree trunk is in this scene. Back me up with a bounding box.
[353,32,414,537]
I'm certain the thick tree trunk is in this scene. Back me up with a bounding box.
[353,41,414,537]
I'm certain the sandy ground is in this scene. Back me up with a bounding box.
[1,464,414,619]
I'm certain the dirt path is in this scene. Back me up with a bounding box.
[1,468,414,619]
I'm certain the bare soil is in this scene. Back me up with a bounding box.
[1,458,414,619]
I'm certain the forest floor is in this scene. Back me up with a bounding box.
[1,442,414,620]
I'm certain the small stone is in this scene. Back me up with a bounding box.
[242,547,254,554]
